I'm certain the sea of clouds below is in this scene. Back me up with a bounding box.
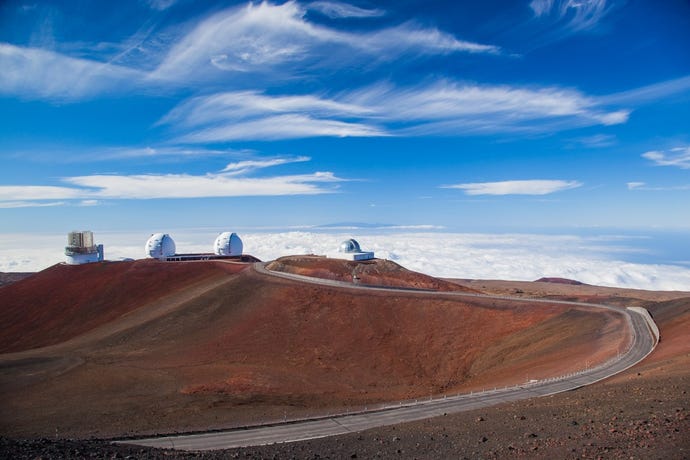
[1,231,689,292]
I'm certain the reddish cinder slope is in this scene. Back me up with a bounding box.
[619,297,690,376]
[267,255,476,292]
[174,272,618,401]
[0,264,628,438]
[0,260,248,353]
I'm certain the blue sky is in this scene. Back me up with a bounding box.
[1,0,689,234]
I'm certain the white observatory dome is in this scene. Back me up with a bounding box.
[339,238,362,253]
[145,233,176,260]
[214,232,243,256]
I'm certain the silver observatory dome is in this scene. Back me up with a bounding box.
[145,233,176,260]
[338,238,362,253]
[213,232,243,256]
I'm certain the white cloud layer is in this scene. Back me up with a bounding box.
[444,180,582,195]
[2,231,690,291]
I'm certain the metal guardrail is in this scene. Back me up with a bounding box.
[627,306,660,343]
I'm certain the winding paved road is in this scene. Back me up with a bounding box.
[120,263,659,451]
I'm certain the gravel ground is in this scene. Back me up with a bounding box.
[3,371,687,459]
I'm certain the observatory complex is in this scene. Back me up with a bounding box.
[329,238,375,261]
[145,232,253,262]
[64,231,104,265]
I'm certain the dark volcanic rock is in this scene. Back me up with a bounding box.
[0,272,33,288]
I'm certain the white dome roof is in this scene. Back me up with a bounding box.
[214,232,243,256]
[145,233,176,259]
[339,238,362,253]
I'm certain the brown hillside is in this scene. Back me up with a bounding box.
[0,272,33,288]
[0,260,249,353]
[266,255,476,292]
[534,277,585,285]
[0,265,627,439]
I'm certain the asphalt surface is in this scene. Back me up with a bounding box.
[120,263,658,451]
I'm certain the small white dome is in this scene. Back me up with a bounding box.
[339,238,362,253]
[214,232,243,256]
[145,233,176,260]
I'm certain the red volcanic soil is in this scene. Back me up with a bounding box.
[0,260,248,353]
[534,277,585,285]
[2,268,688,458]
[0,261,629,440]
[616,296,690,377]
[267,255,476,292]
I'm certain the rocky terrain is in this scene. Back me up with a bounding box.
[0,261,688,458]
[266,255,475,292]
[0,271,33,288]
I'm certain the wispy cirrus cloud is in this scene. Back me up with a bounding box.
[221,156,310,174]
[146,0,177,11]
[162,80,630,142]
[159,89,384,141]
[0,200,66,209]
[627,181,690,191]
[308,1,385,18]
[601,74,690,106]
[530,0,615,32]
[152,1,498,80]
[1,1,498,101]
[0,157,345,204]
[444,179,583,196]
[62,171,343,199]
[4,145,255,164]
[568,134,617,148]
[97,145,253,160]
[159,90,374,129]
[346,80,629,134]
[642,146,690,169]
[179,114,386,142]
[626,182,646,190]
[0,43,144,100]
[0,185,85,201]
